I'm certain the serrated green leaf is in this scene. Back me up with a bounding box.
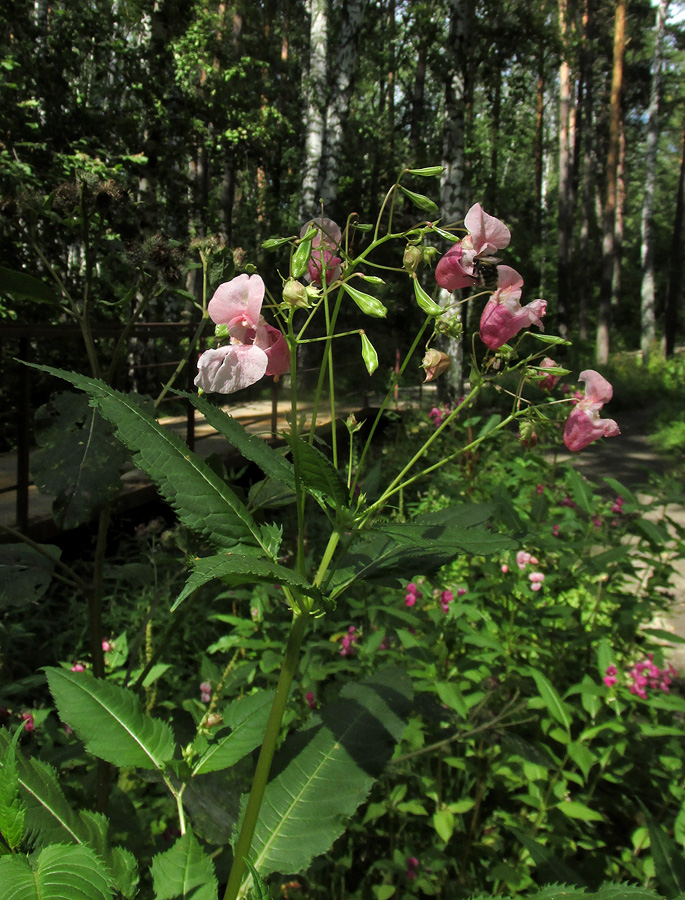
[398,185,439,215]
[556,799,603,822]
[173,554,320,612]
[287,436,349,511]
[236,670,412,898]
[179,393,295,490]
[0,844,114,900]
[151,832,218,900]
[32,392,129,529]
[192,691,275,776]
[528,668,572,733]
[0,739,25,850]
[45,668,175,770]
[0,543,61,610]
[595,885,674,900]
[641,803,685,898]
[564,467,594,515]
[26,365,265,552]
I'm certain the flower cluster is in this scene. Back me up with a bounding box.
[405,582,422,607]
[200,680,212,703]
[305,691,317,710]
[435,204,546,350]
[429,405,450,428]
[405,856,420,881]
[514,551,545,591]
[604,655,678,698]
[340,626,359,657]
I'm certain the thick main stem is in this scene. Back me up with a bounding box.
[222,610,309,900]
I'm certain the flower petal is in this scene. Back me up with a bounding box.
[262,324,291,376]
[464,203,511,254]
[435,242,476,291]
[479,297,546,349]
[578,369,613,409]
[208,274,264,326]
[194,344,268,394]
[563,407,620,452]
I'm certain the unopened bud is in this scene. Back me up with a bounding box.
[283,278,310,308]
[520,420,538,448]
[205,713,223,729]
[422,348,451,383]
[403,244,423,273]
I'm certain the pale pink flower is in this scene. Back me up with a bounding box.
[71,663,85,672]
[538,358,560,391]
[301,217,342,285]
[102,640,112,652]
[435,204,510,291]
[479,266,547,350]
[563,370,620,452]
[501,564,509,573]
[195,274,290,394]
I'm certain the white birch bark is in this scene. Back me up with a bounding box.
[300,0,328,220]
[640,0,669,361]
[319,0,366,211]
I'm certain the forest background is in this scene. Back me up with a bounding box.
[2,0,685,427]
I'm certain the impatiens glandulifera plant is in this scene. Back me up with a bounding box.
[7,169,624,900]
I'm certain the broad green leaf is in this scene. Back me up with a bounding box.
[398,184,439,215]
[192,690,275,775]
[0,543,61,609]
[641,804,685,898]
[179,393,294,490]
[508,827,587,888]
[236,669,412,898]
[150,832,217,900]
[435,682,468,719]
[528,669,572,733]
[433,809,454,842]
[0,844,113,900]
[287,436,349,511]
[31,392,129,529]
[0,266,60,304]
[173,554,320,612]
[556,799,603,822]
[0,736,25,851]
[564,467,594,514]
[27,366,265,552]
[45,668,175,770]
[343,283,388,318]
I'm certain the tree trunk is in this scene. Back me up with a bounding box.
[557,0,575,340]
[438,0,471,403]
[410,39,427,165]
[611,120,625,313]
[577,0,594,340]
[319,0,366,214]
[665,118,685,358]
[534,48,545,244]
[596,0,625,365]
[300,0,328,220]
[640,0,669,361]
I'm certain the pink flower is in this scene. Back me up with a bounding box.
[538,358,560,391]
[201,692,211,703]
[340,626,359,656]
[501,564,509,573]
[302,217,342,285]
[516,550,531,570]
[457,587,467,597]
[563,370,620,452]
[305,691,316,709]
[21,712,34,732]
[200,681,211,694]
[102,640,112,652]
[405,856,420,881]
[479,266,547,350]
[435,203,510,291]
[71,663,85,672]
[552,524,560,537]
[529,571,545,591]
[195,274,290,394]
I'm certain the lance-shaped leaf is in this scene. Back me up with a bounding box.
[179,392,295,490]
[527,668,572,733]
[150,832,218,900]
[27,365,265,552]
[173,554,320,612]
[0,844,114,900]
[45,668,176,770]
[31,392,129,530]
[0,266,60,304]
[192,690,275,776]
[286,435,348,511]
[0,736,25,851]
[640,803,685,899]
[236,669,412,898]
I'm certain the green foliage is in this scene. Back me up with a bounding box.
[0,543,61,608]
[44,668,176,770]
[0,844,114,900]
[150,831,218,900]
[192,691,275,776]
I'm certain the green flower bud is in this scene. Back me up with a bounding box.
[403,244,423,273]
[283,278,310,308]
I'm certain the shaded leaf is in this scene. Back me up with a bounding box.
[528,668,572,733]
[0,844,113,900]
[150,832,218,900]
[0,266,59,304]
[287,436,348,511]
[45,668,175,770]
[0,544,61,609]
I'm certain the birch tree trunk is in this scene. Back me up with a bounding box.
[577,0,594,340]
[438,0,471,402]
[611,121,625,313]
[300,0,328,220]
[319,0,366,213]
[596,0,625,365]
[557,0,575,340]
[640,0,669,361]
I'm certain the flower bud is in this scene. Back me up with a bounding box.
[403,244,423,273]
[422,348,451,383]
[283,278,310,308]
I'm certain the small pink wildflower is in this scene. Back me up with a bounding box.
[102,640,112,652]
[603,665,618,688]
[71,663,85,672]
[340,626,359,657]
[501,564,509,573]
[536,484,545,495]
[429,404,450,427]
[405,582,422,607]
[439,589,454,613]
[529,571,545,592]
[21,712,34,732]
[435,203,511,291]
[479,265,547,350]
[516,550,531,570]
[593,516,602,529]
[563,370,620,452]
[457,587,467,597]
[200,681,211,694]
[405,856,420,881]
[305,691,316,710]
[552,524,560,537]
[538,357,561,391]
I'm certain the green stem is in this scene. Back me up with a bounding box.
[222,610,310,900]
